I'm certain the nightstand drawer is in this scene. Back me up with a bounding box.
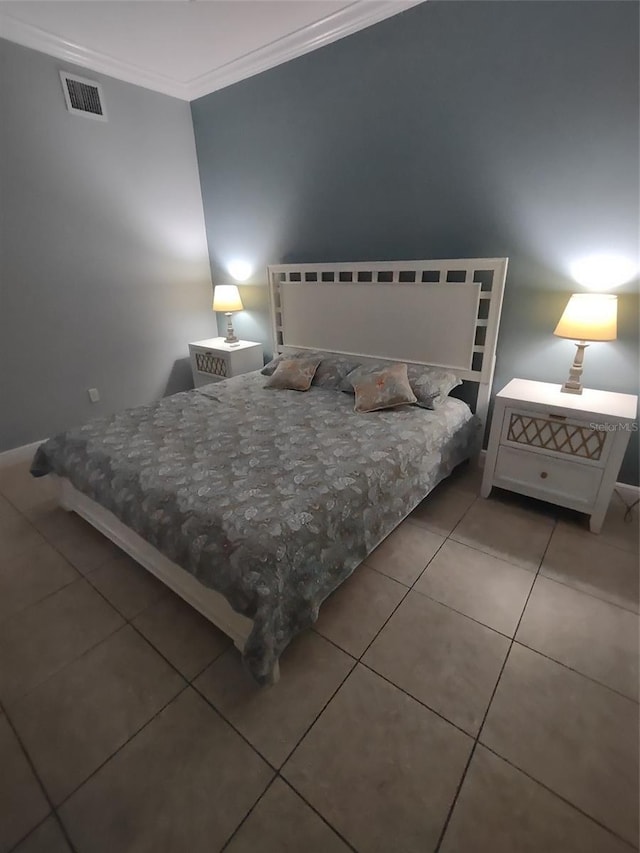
[188,338,263,389]
[194,350,228,378]
[494,445,603,508]
[501,407,609,467]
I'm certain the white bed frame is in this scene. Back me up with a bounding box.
[54,257,507,682]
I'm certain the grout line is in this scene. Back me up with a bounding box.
[217,773,276,853]
[357,537,449,662]
[51,683,191,811]
[432,515,558,851]
[1,614,126,713]
[511,638,640,705]
[5,814,52,853]
[408,586,518,640]
[0,571,81,628]
[529,569,639,617]
[309,627,358,662]
[3,476,638,851]
[0,696,79,853]
[356,660,474,740]
[477,743,640,852]
[278,776,360,852]
[409,582,639,705]
[201,654,359,852]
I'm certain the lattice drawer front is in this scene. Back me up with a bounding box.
[195,352,227,377]
[506,413,606,461]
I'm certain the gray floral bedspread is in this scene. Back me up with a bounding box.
[31,372,480,683]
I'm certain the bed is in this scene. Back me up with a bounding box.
[31,258,508,684]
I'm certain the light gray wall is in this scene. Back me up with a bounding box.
[0,39,214,452]
[192,0,639,484]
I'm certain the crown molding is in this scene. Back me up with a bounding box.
[0,14,191,99]
[0,0,426,102]
[186,0,425,101]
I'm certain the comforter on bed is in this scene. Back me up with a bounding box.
[31,372,480,683]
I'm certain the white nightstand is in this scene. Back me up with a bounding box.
[188,338,263,388]
[481,378,638,533]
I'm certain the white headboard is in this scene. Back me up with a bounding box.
[267,258,508,428]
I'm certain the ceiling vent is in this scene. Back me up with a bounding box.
[59,71,107,121]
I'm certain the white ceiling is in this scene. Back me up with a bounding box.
[0,0,424,100]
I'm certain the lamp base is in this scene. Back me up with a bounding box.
[224,313,240,346]
[560,341,588,396]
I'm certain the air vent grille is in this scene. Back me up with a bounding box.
[59,72,107,121]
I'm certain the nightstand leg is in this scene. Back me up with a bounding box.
[589,512,605,534]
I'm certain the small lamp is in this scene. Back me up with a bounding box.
[553,293,617,394]
[213,284,243,345]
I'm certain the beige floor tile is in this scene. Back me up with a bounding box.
[542,525,639,613]
[451,496,555,571]
[0,579,124,704]
[133,591,230,679]
[0,715,50,853]
[557,493,639,555]
[314,564,406,657]
[226,778,350,853]
[283,665,472,853]
[441,745,631,853]
[516,576,638,700]
[47,520,124,575]
[0,540,79,625]
[0,494,19,521]
[597,498,639,554]
[481,644,639,846]
[12,817,71,853]
[409,483,476,537]
[446,461,484,495]
[26,501,98,544]
[0,512,48,564]
[414,540,534,636]
[59,688,273,853]
[364,592,509,735]
[11,625,184,804]
[366,520,444,586]
[87,553,167,619]
[195,631,353,767]
[0,463,54,512]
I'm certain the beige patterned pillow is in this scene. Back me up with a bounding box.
[264,356,322,391]
[352,363,417,413]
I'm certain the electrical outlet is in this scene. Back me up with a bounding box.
[88,388,100,403]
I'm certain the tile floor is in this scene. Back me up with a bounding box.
[0,458,638,853]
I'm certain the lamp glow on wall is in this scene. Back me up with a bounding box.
[213,284,243,345]
[553,293,617,394]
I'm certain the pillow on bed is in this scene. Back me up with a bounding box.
[261,350,315,375]
[262,350,361,389]
[264,356,322,391]
[341,362,461,409]
[406,365,462,409]
[313,354,362,389]
[352,363,417,413]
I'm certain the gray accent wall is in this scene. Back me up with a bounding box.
[192,1,639,484]
[0,39,214,452]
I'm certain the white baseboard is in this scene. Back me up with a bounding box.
[614,482,640,503]
[0,440,46,468]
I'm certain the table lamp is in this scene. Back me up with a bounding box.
[553,293,617,394]
[213,284,243,345]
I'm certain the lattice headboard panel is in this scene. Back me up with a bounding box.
[267,258,507,425]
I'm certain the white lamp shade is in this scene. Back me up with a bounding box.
[553,293,617,342]
[213,284,243,312]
